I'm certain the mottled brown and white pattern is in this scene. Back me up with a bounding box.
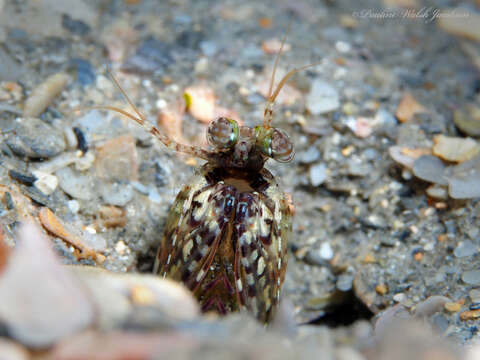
[154,164,292,323]
[88,34,315,323]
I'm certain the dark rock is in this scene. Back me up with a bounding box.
[176,30,204,50]
[61,14,91,36]
[69,58,96,86]
[122,37,173,75]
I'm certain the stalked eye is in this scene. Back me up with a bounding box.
[255,126,295,162]
[207,117,239,149]
[270,128,294,162]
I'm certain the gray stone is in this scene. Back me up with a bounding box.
[412,155,448,185]
[56,166,95,200]
[306,79,340,115]
[6,118,66,159]
[448,155,480,199]
[336,274,354,292]
[454,240,477,258]
[101,183,134,206]
[462,270,480,286]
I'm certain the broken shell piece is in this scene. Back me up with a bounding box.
[38,207,104,263]
[32,171,58,196]
[433,135,480,163]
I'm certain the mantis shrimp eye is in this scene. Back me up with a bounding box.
[207,117,239,149]
[270,128,295,162]
[255,126,295,163]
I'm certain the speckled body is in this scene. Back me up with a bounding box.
[154,163,292,323]
[95,37,303,323]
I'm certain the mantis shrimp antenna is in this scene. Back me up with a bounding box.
[88,68,211,160]
[263,30,320,129]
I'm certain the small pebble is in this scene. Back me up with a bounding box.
[306,79,340,115]
[73,126,88,154]
[412,155,448,185]
[336,274,354,292]
[74,110,108,136]
[444,302,461,313]
[261,38,291,54]
[454,240,477,258]
[389,146,431,170]
[448,156,480,199]
[298,146,321,164]
[148,187,162,204]
[99,206,127,228]
[199,40,218,56]
[460,309,480,321]
[395,92,426,123]
[23,73,69,117]
[32,171,58,196]
[433,135,480,162]
[75,151,95,171]
[319,242,334,260]
[426,184,449,200]
[462,270,480,286]
[96,136,138,182]
[469,289,480,303]
[64,126,78,149]
[56,167,95,200]
[115,240,128,255]
[335,41,351,53]
[67,200,80,214]
[62,14,90,36]
[309,163,327,186]
[194,57,209,74]
[122,37,173,75]
[101,183,134,207]
[335,347,365,360]
[132,181,149,195]
[6,117,66,159]
[69,58,96,86]
[393,293,406,303]
[470,302,480,310]
[453,104,480,137]
[376,284,388,295]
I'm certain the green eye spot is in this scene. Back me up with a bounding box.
[254,126,272,157]
[207,117,239,149]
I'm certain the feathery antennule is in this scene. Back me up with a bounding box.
[264,25,290,129]
[86,69,211,160]
[262,22,320,130]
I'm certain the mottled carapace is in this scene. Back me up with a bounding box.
[91,34,314,323]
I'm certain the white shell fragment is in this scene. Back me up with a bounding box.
[433,135,480,163]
